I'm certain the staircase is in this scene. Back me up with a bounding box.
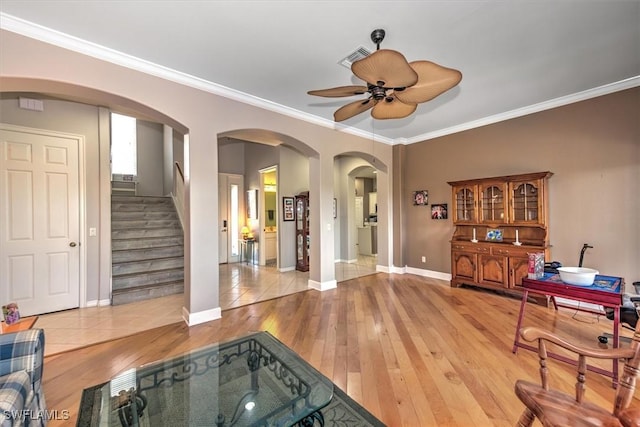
[111,195,184,305]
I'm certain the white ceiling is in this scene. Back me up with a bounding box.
[1,1,639,144]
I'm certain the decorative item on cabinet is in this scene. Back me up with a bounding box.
[485,228,503,242]
[295,192,310,272]
[448,172,552,300]
[513,229,522,246]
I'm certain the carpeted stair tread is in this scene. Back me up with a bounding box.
[110,194,184,305]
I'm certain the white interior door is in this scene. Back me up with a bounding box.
[218,173,243,264]
[0,126,80,316]
[218,176,229,263]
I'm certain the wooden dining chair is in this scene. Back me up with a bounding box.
[514,324,640,427]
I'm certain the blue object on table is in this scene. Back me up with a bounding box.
[539,272,622,293]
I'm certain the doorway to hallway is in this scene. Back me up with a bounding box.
[259,166,278,268]
[218,173,243,264]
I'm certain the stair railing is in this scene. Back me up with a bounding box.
[173,162,185,230]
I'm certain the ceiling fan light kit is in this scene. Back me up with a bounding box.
[308,29,462,122]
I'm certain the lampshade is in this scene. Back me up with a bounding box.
[241,226,250,238]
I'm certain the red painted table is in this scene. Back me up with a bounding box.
[512,273,624,386]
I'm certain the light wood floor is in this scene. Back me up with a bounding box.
[37,255,378,355]
[43,273,638,426]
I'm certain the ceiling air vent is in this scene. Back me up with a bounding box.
[339,46,372,69]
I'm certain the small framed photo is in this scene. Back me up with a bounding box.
[333,198,337,219]
[431,204,448,220]
[2,302,20,325]
[283,197,295,221]
[413,190,428,206]
[486,229,504,242]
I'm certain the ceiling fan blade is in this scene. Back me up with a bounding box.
[371,98,417,120]
[307,85,369,98]
[334,98,374,122]
[394,61,462,104]
[351,49,418,88]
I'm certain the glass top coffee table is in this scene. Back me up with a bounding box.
[78,331,334,426]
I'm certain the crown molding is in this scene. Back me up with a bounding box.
[3,12,636,147]
[0,13,396,145]
[403,75,640,144]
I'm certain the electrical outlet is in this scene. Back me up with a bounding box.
[421,256,426,263]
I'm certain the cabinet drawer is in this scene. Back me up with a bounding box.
[451,243,489,253]
[491,246,532,257]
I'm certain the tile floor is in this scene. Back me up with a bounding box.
[37,255,378,356]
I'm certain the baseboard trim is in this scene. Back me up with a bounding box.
[182,306,222,326]
[389,265,406,274]
[279,266,295,272]
[85,299,111,308]
[375,265,390,273]
[554,297,602,312]
[403,266,452,282]
[308,279,337,291]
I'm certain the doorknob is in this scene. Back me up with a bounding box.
[69,242,77,247]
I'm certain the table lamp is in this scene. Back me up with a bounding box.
[241,226,250,240]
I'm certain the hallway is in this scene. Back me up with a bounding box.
[37,255,378,355]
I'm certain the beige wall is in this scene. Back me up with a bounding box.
[136,119,164,196]
[0,95,108,302]
[0,29,392,320]
[400,87,640,290]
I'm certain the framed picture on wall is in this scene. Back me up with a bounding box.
[431,203,448,219]
[413,190,428,206]
[283,196,295,221]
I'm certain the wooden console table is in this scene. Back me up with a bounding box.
[1,316,39,334]
[512,273,623,386]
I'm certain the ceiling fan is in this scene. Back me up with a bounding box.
[308,29,462,122]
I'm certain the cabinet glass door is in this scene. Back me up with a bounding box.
[454,186,476,222]
[295,194,309,271]
[480,184,505,223]
[296,199,304,261]
[511,181,539,223]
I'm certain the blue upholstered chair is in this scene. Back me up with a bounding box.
[0,328,47,426]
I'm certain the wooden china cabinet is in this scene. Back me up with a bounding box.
[295,192,310,272]
[448,172,552,296]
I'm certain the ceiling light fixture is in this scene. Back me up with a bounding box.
[308,29,462,122]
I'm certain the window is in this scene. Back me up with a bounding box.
[110,113,137,175]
